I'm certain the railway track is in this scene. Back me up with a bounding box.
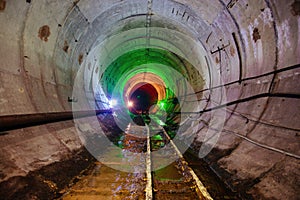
[61,119,213,199]
[145,123,213,200]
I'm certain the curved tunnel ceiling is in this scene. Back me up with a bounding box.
[0,0,299,199]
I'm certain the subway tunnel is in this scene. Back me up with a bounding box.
[0,0,299,199]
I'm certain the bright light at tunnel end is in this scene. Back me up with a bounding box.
[127,101,133,108]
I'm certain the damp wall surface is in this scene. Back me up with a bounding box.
[0,0,299,199]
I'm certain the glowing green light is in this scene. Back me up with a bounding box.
[100,48,186,117]
[152,134,163,140]
[160,102,165,109]
[158,120,166,126]
[101,48,189,103]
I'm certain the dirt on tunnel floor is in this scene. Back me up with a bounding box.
[0,148,96,200]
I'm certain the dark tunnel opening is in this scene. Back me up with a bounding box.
[128,83,158,114]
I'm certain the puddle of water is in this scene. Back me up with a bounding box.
[154,162,183,181]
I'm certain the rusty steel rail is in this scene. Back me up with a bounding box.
[0,110,112,132]
[145,125,153,200]
[159,127,213,200]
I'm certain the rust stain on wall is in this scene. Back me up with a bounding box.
[78,54,83,65]
[63,41,69,53]
[291,1,300,16]
[252,28,261,43]
[0,0,6,11]
[38,25,51,42]
[230,46,235,57]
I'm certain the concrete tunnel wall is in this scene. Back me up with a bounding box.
[0,0,299,199]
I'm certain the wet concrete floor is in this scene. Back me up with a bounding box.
[59,122,237,199]
[60,162,146,200]
[60,160,200,199]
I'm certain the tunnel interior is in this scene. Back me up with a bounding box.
[96,44,202,129]
[128,82,158,114]
[0,0,299,199]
